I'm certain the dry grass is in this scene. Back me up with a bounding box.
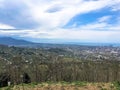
[0,82,116,90]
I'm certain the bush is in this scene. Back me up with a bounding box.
[71,81,87,87]
[113,81,120,90]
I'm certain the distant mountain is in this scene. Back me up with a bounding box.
[0,37,64,48]
[0,37,34,46]
[0,37,120,47]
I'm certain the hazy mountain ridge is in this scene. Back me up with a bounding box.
[0,37,120,47]
[0,37,68,48]
[0,37,35,46]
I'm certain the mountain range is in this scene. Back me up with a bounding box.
[0,37,34,46]
[0,37,64,48]
[0,37,120,47]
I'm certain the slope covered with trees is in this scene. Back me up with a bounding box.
[0,44,120,87]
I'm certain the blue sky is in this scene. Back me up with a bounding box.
[0,0,120,43]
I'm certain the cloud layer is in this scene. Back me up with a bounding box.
[0,0,120,43]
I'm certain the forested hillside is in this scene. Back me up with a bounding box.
[0,44,120,88]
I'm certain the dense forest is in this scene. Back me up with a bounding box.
[0,44,120,87]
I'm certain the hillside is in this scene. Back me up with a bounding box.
[0,37,34,46]
[0,37,74,48]
[0,44,120,88]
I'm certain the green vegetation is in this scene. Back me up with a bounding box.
[113,81,120,90]
[0,45,120,89]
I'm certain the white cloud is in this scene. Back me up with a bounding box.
[0,23,15,29]
[0,29,120,43]
[98,16,112,22]
[0,0,120,43]
[21,0,120,29]
[111,0,120,11]
[0,0,120,30]
[78,22,109,30]
[74,14,119,30]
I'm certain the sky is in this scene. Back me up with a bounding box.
[0,0,120,43]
